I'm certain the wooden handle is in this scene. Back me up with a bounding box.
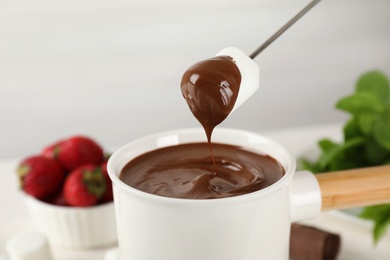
[315,165,390,211]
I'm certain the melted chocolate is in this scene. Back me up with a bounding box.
[119,55,284,199]
[180,56,241,141]
[120,143,285,199]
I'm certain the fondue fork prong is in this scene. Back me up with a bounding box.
[249,0,322,59]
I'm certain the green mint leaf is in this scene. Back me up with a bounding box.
[357,113,380,135]
[329,154,366,171]
[318,138,337,153]
[360,205,381,221]
[356,70,390,104]
[343,118,361,141]
[309,70,390,243]
[360,205,390,243]
[328,144,369,171]
[336,92,385,115]
[366,137,389,164]
[298,158,320,173]
[373,120,390,151]
[317,136,365,170]
[373,221,390,244]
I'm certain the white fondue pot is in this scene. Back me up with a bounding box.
[108,128,324,260]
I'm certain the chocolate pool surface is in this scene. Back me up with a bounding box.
[120,142,285,199]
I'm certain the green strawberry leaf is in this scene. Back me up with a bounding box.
[84,169,106,198]
[17,164,30,189]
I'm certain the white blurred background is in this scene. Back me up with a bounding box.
[1,0,389,159]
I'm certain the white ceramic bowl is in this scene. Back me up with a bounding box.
[24,195,117,249]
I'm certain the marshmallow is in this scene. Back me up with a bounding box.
[104,247,119,260]
[216,47,260,113]
[6,232,53,260]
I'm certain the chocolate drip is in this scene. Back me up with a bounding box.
[180,56,241,142]
[181,56,242,175]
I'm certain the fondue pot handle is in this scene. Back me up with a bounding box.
[290,171,322,222]
[315,165,390,211]
[291,165,390,222]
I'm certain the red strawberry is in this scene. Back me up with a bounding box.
[42,140,64,160]
[63,164,106,207]
[44,190,69,206]
[17,155,65,199]
[100,161,113,203]
[56,136,104,171]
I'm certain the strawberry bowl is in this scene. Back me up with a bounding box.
[16,135,118,249]
[24,195,117,249]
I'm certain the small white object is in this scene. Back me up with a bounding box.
[105,247,119,260]
[290,170,322,222]
[216,47,260,113]
[6,232,53,260]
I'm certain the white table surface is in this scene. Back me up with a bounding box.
[1,123,389,259]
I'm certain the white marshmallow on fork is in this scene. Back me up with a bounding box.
[216,47,260,113]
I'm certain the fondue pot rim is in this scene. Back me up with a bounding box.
[107,127,296,205]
